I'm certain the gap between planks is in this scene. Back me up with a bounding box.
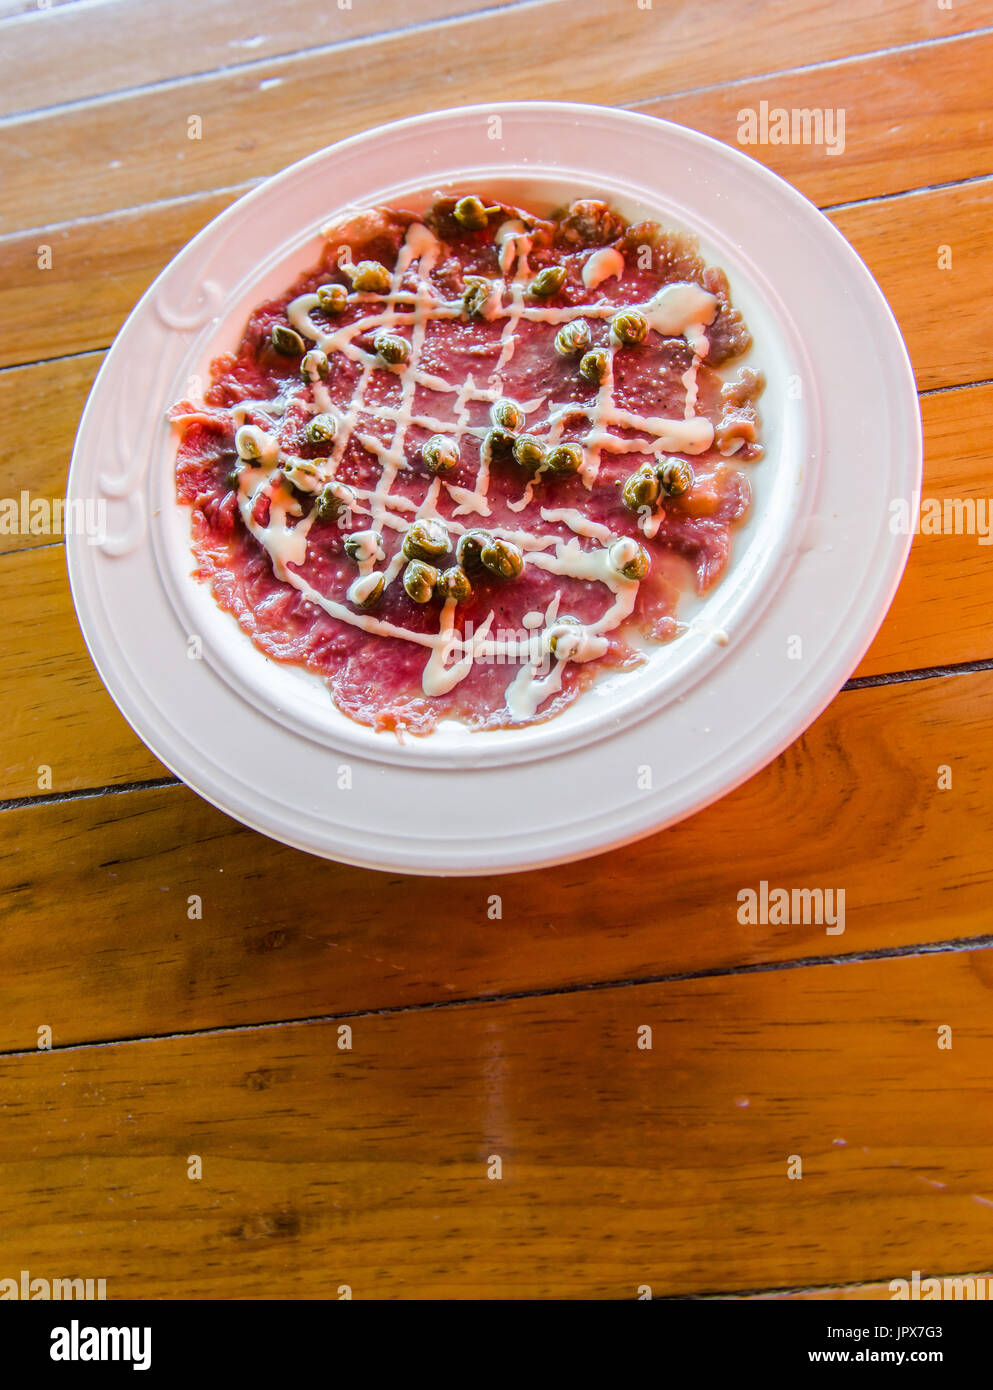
[0,930,990,1062]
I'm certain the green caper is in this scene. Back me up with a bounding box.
[453,196,500,231]
[456,528,494,573]
[611,309,648,346]
[622,465,661,511]
[463,275,493,317]
[529,265,567,297]
[491,398,524,432]
[608,537,651,581]
[545,443,583,475]
[225,468,241,492]
[554,318,592,357]
[402,518,451,562]
[317,283,348,314]
[313,484,350,523]
[234,425,263,460]
[271,324,305,356]
[344,529,384,563]
[435,565,473,603]
[579,348,610,384]
[421,434,460,475]
[373,330,410,366]
[305,412,338,445]
[513,435,546,471]
[403,559,439,604]
[347,572,385,609]
[658,457,695,497]
[300,348,329,381]
[547,615,581,657]
[351,260,392,294]
[481,537,524,580]
[483,427,515,457]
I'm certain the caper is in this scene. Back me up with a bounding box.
[483,427,515,457]
[317,283,348,314]
[351,260,392,294]
[402,518,451,562]
[456,528,494,572]
[658,457,695,497]
[347,572,385,609]
[529,265,567,297]
[271,324,305,356]
[435,565,473,603]
[300,348,329,381]
[305,412,337,445]
[373,330,410,366]
[453,196,500,231]
[608,537,651,581]
[554,319,592,357]
[463,275,493,317]
[225,468,241,492]
[512,434,546,471]
[421,434,460,475]
[611,308,648,346]
[545,443,583,475]
[481,537,524,580]
[622,465,661,511]
[491,398,524,432]
[234,425,263,460]
[314,484,351,523]
[403,559,439,604]
[547,615,581,658]
[579,348,610,385]
[344,529,384,563]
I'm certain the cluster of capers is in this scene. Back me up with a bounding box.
[483,400,583,478]
[456,528,524,581]
[621,457,695,512]
[398,519,474,606]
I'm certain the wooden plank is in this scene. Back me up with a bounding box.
[0,0,981,235]
[640,30,993,209]
[0,545,167,793]
[0,0,539,117]
[855,383,993,678]
[831,181,993,393]
[0,352,101,554]
[0,188,242,371]
[2,669,991,1049]
[1,948,991,1297]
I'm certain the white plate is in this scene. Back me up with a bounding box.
[67,102,921,875]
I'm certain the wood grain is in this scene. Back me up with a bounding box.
[0,0,979,235]
[1,947,991,1298]
[2,668,990,1050]
[639,29,993,209]
[0,0,537,117]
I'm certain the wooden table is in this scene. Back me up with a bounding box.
[2,0,992,1301]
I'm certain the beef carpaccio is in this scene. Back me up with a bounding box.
[170,195,764,735]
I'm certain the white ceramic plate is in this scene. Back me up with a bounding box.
[67,102,921,875]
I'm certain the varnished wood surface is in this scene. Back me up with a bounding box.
[1,0,992,1301]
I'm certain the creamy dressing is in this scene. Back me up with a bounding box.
[201,221,731,719]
